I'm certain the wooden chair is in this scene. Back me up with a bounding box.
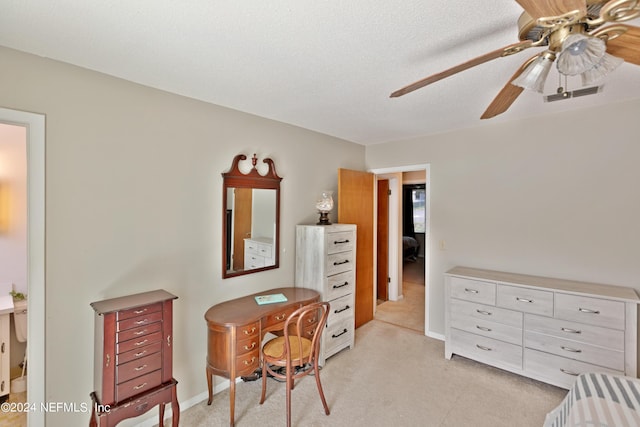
[259,301,331,426]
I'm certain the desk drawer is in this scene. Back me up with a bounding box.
[450,277,496,305]
[117,353,162,384]
[116,369,162,402]
[264,307,297,330]
[497,284,553,316]
[236,335,259,356]
[235,351,259,376]
[555,293,625,330]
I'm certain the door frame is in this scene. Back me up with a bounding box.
[370,163,432,337]
[0,108,45,427]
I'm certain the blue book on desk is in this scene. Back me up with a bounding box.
[255,293,288,305]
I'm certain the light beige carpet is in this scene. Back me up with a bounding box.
[169,320,566,426]
[375,280,425,333]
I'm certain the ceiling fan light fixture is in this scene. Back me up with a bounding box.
[512,52,556,93]
[556,34,606,76]
[581,53,624,86]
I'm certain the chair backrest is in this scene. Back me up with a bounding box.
[283,301,330,365]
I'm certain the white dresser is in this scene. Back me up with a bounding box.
[295,224,356,364]
[445,266,639,389]
[244,237,275,270]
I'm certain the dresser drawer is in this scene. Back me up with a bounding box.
[117,302,162,321]
[524,348,623,389]
[117,322,162,343]
[326,231,355,254]
[117,331,162,354]
[450,328,522,370]
[326,251,354,276]
[117,341,162,365]
[525,330,624,371]
[116,369,162,402]
[525,313,624,351]
[118,311,163,332]
[555,293,625,330]
[245,253,266,269]
[497,284,553,316]
[449,277,496,305]
[324,316,353,355]
[450,311,522,346]
[328,294,353,325]
[117,353,162,384]
[326,271,354,300]
[450,298,522,329]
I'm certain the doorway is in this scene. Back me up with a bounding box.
[371,165,430,336]
[0,108,45,427]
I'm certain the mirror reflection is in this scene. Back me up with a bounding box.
[222,154,281,278]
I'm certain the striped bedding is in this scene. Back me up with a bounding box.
[544,372,640,427]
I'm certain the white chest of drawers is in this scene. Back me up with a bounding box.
[244,237,275,270]
[295,224,356,364]
[445,266,639,389]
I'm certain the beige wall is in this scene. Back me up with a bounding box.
[1,46,365,426]
[367,98,640,336]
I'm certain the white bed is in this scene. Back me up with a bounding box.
[544,372,640,427]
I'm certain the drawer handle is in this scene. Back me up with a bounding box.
[335,305,351,314]
[476,344,492,351]
[134,364,148,371]
[134,329,147,336]
[476,309,492,316]
[332,328,348,338]
[334,239,350,244]
[243,357,257,366]
[133,382,148,390]
[476,325,492,332]
[243,327,257,335]
[275,313,287,321]
[333,282,349,289]
[134,339,148,346]
[333,260,350,266]
[135,319,149,325]
[560,368,580,376]
[516,297,533,303]
[464,288,479,294]
[561,346,582,353]
[134,350,147,357]
[244,342,257,351]
[561,327,582,334]
[134,309,147,314]
[578,307,600,314]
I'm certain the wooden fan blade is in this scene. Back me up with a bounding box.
[390,40,533,98]
[481,54,540,119]
[515,0,586,21]
[605,24,640,66]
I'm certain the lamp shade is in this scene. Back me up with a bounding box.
[581,52,624,85]
[556,34,606,76]
[512,52,556,93]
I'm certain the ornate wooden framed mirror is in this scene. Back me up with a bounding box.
[222,154,282,278]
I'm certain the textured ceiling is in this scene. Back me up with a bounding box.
[1,1,639,145]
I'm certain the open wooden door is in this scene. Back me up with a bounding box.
[338,168,375,328]
[376,179,389,301]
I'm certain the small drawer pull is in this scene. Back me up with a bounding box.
[134,309,147,314]
[333,282,349,289]
[476,344,492,351]
[133,382,148,390]
[244,342,256,351]
[243,357,257,365]
[334,305,350,314]
[134,350,147,357]
[333,260,350,266]
[561,346,582,353]
[134,339,148,346]
[334,239,350,244]
[135,319,148,325]
[332,328,348,338]
[134,330,147,336]
[561,327,581,334]
[243,327,256,335]
[134,364,148,371]
[476,325,492,332]
[560,368,580,376]
[275,313,286,321]
[516,297,533,303]
[476,309,492,316]
[578,307,600,314]
[464,288,478,294]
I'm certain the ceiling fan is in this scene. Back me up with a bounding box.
[390,0,640,119]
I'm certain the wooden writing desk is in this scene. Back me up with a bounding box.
[204,287,320,426]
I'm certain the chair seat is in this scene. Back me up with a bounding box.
[263,336,312,361]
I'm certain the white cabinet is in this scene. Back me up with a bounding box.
[445,266,639,389]
[243,237,275,270]
[0,314,9,400]
[295,224,356,364]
